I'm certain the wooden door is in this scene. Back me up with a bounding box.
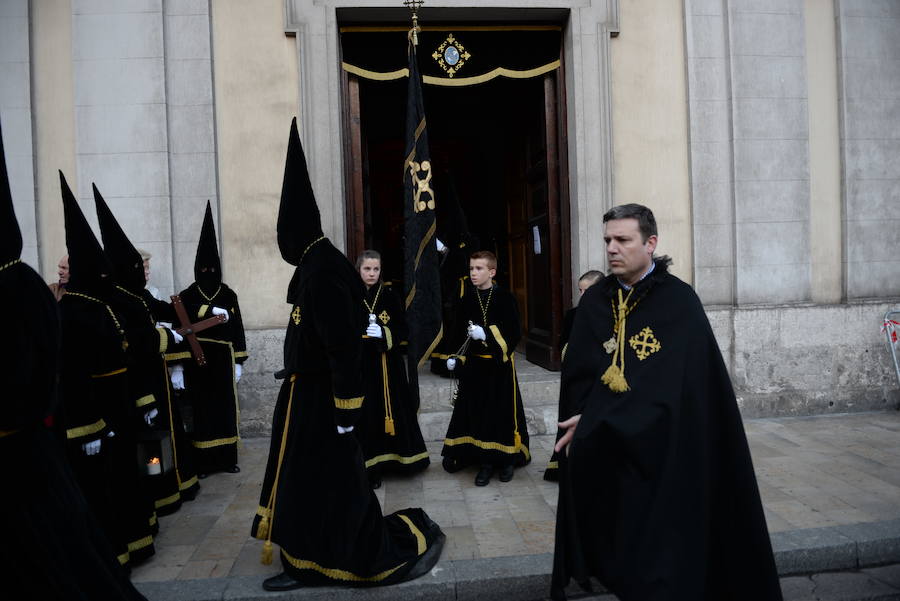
[521,73,565,370]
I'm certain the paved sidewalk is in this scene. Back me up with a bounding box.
[133,411,900,600]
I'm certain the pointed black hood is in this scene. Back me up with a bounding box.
[277,117,324,266]
[0,118,22,266]
[60,170,112,294]
[93,183,145,293]
[194,200,221,288]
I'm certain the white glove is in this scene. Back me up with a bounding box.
[235,363,242,382]
[170,364,185,390]
[82,439,101,455]
[144,408,158,425]
[337,425,354,434]
[107,430,115,437]
[212,306,229,322]
[366,324,383,338]
[169,328,184,344]
[446,357,457,371]
[468,324,486,341]
[436,238,447,253]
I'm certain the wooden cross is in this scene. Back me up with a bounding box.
[170,295,226,367]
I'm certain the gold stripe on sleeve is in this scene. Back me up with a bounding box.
[135,394,155,408]
[91,367,127,378]
[66,419,107,440]
[334,396,364,410]
[489,325,509,363]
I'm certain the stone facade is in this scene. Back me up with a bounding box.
[1,0,898,435]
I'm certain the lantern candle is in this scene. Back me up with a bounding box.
[147,456,162,475]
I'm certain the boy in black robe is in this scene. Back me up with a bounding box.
[167,201,247,476]
[543,269,603,482]
[0,121,147,601]
[94,184,199,512]
[441,250,530,486]
[250,118,444,591]
[551,204,782,601]
[58,172,157,566]
[355,250,430,488]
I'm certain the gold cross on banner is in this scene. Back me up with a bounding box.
[379,310,390,325]
[291,306,302,326]
[628,327,661,361]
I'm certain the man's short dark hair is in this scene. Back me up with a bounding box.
[602,204,657,242]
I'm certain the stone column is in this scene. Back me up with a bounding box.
[72,0,173,290]
[164,0,219,296]
[836,0,900,299]
[0,0,39,268]
[686,0,812,305]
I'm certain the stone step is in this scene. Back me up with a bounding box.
[416,357,560,442]
[237,354,560,442]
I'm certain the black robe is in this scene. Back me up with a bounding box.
[430,276,470,376]
[440,282,530,468]
[168,282,247,473]
[110,286,199,514]
[250,240,444,586]
[551,260,782,601]
[543,306,577,482]
[59,287,156,566]
[0,261,147,601]
[357,282,429,478]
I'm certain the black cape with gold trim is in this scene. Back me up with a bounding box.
[109,286,199,513]
[543,307,577,482]
[168,282,246,474]
[0,263,147,600]
[60,288,158,566]
[357,282,430,479]
[550,260,782,601]
[441,282,530,468]
[250,240,444,586]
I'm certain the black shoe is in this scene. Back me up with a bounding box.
[499,465,514,482]
[198,473,208,480]
[475,465,493,486]
[370,476,382,489]
[262,572,304,591]
[442,456,463,474]
[226,465,241,474]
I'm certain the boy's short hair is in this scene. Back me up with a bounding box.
[137,248,152,261]
[355,249,381,270]
[579,270,604,286]
[470,250,497,270]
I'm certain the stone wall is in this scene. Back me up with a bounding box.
[236,301,900,439]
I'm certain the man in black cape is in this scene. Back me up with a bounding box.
[94,184,199,513]
[250,118,444,591]
[0,121,147,601]
[58,171,157,566]
[167,200,247,475]
[551,204,782,600]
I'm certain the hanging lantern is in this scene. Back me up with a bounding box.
[136,429,174,476]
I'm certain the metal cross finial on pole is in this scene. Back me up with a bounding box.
[403,0,424,45]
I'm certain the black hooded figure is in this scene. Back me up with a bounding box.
[167,200,247,475]
[94,184,199,514]
[250,118,444,591]
[57,171,157,567]
[0,122,147,600]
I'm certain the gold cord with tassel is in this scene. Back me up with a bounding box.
[511,355,523,449]
[382,353,395,435]
[601,288,635,393]
[259,375,298,564]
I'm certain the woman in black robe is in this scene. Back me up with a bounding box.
[355,250,429,488]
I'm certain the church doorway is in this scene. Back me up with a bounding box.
[340,24,571,370]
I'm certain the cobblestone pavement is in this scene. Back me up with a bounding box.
[131,411,900,585]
